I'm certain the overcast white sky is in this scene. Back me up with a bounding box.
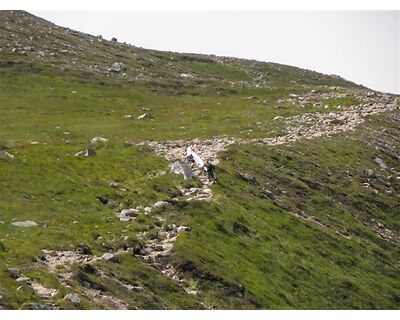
[32,11,400,94]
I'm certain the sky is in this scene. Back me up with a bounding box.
[32,11,400,94]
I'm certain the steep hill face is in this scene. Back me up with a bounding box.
[0,10,399,310]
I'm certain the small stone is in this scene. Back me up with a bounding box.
[180,73,194,79]
[374,157,388,170]
[75,148,96,157]
[151,201,174,212]
[364,169,375,178]
[7,268,20,279]
[101,253,114,261]
[109,62,125,73]
[0,151,14,159]
[109,182,120,188]
[15,277,31,283]
[137,113,147,120]
[177,226,190,233]
[187,290,198,295]
[119,208,139,220]
[11,221,38,227]
[91,136,108,143]
[130,286,144,292]
[63,293,82,308]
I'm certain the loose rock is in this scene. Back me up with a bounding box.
[109,62,125,73]
[11,221,38,227]
[0,151,14,159]
[63,293,82,308]
[151,201,174,212]
[374,157,388,170]
[91,136,108,143]
[364,169,376,178]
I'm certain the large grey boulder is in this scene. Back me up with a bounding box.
[170,160,193,180]
[11,221,38,227]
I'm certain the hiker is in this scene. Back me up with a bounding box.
[186,146,194,163]
[204,162,216,182]
[186,145,204,168]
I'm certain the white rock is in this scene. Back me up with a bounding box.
[177,226,190,233]
[151,201,174,211]
[137,113,147,120]
[91,136,108,143]
[101,253,114,261]
[11,221,38,227]
[0,151,14,159]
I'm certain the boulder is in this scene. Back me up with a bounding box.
[63,293,82,308]
[170,160,193,180]
[11,221,38,227]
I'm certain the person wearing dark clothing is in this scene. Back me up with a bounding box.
[204,162,216,182]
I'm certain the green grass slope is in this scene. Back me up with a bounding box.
[172,111,400,309]
[0,10,399,310]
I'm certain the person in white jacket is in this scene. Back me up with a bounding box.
[186,145,204,168]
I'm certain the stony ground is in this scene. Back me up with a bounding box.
[0,10,399,310]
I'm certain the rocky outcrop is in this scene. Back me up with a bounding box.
[170,160,194,180]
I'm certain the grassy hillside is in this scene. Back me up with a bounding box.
[0,10,399,310]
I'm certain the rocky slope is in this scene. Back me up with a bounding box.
[0,10,399,310]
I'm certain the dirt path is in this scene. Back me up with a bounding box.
[139,97,399,166]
